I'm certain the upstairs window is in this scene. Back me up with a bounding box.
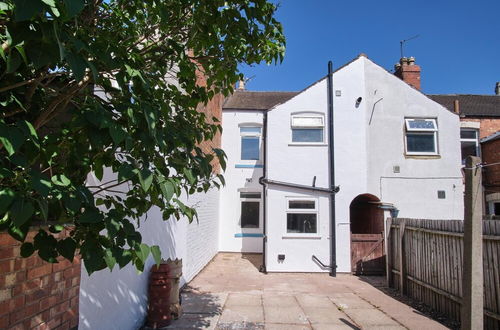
[240,192,261,228]
[240,126,261,160]
[291,115,324,143]
[286,199,317,234]
[404,118,438,155]
[460,129,479,164]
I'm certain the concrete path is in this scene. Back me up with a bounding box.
[167,253,448,329]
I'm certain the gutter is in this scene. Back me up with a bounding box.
[260,178,337,194]
[258,111,268,273]
[327,60,337,277]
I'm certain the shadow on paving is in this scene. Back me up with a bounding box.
[165,290,224,329]
[357,275,459,329]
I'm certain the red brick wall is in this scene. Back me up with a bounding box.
[460,118,500,139]
[0,229,80,330]
[482,138,500,194]
[193,58,223,174]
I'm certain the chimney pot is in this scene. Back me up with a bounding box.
[495,82,500,95]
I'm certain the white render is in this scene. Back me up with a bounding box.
[220,55,464,274]
[79,169,219,330]
[218,110,264,253]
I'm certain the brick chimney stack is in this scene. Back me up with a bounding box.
[394,56,421,90]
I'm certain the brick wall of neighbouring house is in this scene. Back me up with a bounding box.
[482,138,500,194]
[193,59,223,173]
[0,229,80,330]
[461,118,500,139]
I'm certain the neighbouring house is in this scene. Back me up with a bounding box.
[220,54,464,274]
[427,84,500,216]
[481,132,500,215]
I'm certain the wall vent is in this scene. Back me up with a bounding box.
[438,190,446,199]
[393,165,400,173]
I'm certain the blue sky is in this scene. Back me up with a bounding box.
[240,0,500,95]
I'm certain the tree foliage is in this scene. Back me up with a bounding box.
[0,0,284,274]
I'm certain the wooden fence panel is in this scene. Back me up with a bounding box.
[387,218,500,329]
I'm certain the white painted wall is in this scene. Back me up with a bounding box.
[263,55,464,274]
[79,169,219,330]
[219,110,264,253]
[362,57,464,220]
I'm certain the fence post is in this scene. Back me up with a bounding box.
[386,217,393,287]
[398,218,406,295]
[461,156,483,330]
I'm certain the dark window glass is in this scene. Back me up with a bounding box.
[494,203,500,215]
[240,192,261,199]
[241,202,259,228]
[289,201,315,209]
[241,137,260,160]
[461,141,478,163]
[460,129,477,139]
[286,213,317,233]
[292,129,323,142]
[406,133,435,153]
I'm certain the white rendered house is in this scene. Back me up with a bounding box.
[220,54,464,274]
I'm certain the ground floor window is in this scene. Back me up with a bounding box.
[286,199,317,233]
[240,192,261,228]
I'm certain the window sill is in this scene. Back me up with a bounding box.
[404,154,441,159]
[288,143,327,147]
[235,164,264,168]
[282,235,322,240]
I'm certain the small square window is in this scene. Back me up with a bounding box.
[240,126,261,161]
[241,202,259,228]
[404,118,438,155]
[286,199,318,234]
[460,128,479,164]
[291,114,324,143]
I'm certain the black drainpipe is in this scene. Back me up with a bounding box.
[327,61,337,277]
[258,110,268,273]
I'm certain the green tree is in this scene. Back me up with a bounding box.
[0,0,284,274]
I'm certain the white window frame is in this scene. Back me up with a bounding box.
[404,118,439,155]
[460,128,480,164]
[284,197,319,237]
[240,192,261,229]
[239,124,262,162]
[290,113,325,144]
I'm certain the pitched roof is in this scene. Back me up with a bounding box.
[223,90,299,110]
[427,94,500,117]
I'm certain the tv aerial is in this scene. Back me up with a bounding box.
[400,34,420,58]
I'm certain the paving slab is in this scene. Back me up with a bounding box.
[342,308,401,327]
[265,324,311,330]
[225,293,262,307]
[166,253,449,330]
[264,305,309,325]
[219,305,264,323]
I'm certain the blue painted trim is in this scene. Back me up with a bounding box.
[235,164,263,168]
[234,233,264,238]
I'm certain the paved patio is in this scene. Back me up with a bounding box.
[167,253,448,329]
